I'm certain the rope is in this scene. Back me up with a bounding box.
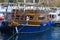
[8,24,52,40]
[7,0,24,40]
[8,24,25,40]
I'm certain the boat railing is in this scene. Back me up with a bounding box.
[0,3,17,7]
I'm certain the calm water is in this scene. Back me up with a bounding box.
[0,27,60,40]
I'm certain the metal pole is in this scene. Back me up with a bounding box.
[24,0,26,20]
[39,0,40,3]
[15,27,18,33]
[33,0,35,3]
[4,0,9,21]
[16,0,18,8]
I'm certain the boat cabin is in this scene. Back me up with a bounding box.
[8,8,49,26]
[25,9,49,25]
[12,9,24,21]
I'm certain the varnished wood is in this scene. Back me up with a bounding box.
[11,9,49,25]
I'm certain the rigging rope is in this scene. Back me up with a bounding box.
[4,0,10,21]
[6,0,10,12]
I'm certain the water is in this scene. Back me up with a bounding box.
[0,27,60,40]
[0,33,12,40]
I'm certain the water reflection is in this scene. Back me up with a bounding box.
[0,32,13,40]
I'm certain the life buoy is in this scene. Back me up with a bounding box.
[0,16,3,20]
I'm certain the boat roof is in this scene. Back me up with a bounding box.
[0,6,19,12]
[25,6,37,10]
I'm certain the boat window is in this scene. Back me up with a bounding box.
[1,4,7,7]
[49,15,55,18]
[9,0,16,3]
[58,14,60,16]
[38,16,45,20]
[10,4,14,6]
[18,0,24,2]
[35,0,39,3]
[51,8,57,10]
[49,15,51,18]
[52,15,55,18]
[9,0,13,3]
[20,4,24,6]
[26,0,33,3]
[27,16,34,20]
[29,16,34,20]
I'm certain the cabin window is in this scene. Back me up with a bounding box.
[35,0,39,3]
[27,16,34,20]
[20,4,24,6]
[26,0,33,3]
[49,15,55,18]
[29,16,34,20]
[38,17,45,20]
[9,0,16,3]
[18,0,24,2]
[58,14,60,16]
[38,15,45,20]
[52,15,55,18]
[30,11,34,13]
[49,15,51,18]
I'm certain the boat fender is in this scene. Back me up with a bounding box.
[1,21,8,27]
[46,21,52,26]
[40,22,46,26]
[50,21,55,24]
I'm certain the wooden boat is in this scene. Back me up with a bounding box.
[0,2,54,33]
[0,7,55,33]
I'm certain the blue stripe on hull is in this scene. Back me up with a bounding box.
[17,25,51,33]
[0,25,51,33]
[0,21,54,33]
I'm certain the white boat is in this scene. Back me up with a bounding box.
[48,8,60,23]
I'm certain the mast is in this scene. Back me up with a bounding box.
[4,0,9,21]
[6,0,9,12]
[16,0,19,9]
[33,0,35,3]
[24,0,25,10]
[24,0,26,20]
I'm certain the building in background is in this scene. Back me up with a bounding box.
[0,0,60,7]
[0,0,40,3]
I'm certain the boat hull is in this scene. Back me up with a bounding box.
[0,25,51,33]
[0,21,54,33]
[16,25,51,33]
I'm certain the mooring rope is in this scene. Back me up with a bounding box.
[8,24,25,40]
